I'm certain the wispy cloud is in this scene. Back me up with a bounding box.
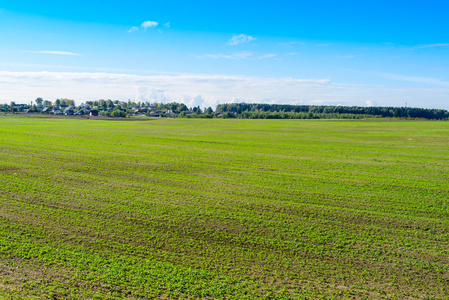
[279,41,304,48]
[258,54,276,59]
[128,26,139,33]
[0,71,448,109]
[141,20,159,29]
[22,50,81,56]
[429,67,449,70]
[228,34,256,46]
[286,52,299,56]
[333,55,359,59]
[0,61,185,75]
[416,43,449,48]
[345,68,449,88]
[377,72,449,87]
[163,22,170,28]
[0,71,329,108]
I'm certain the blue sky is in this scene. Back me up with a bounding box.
[0,0,448,108]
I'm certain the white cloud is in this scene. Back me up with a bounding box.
[22,50,81,56]
[430,67,449,70]
[286,52,298,56]
[279,41,305,48]
[0,71,448,109]
[228,34,256,46]
[141,20,158,29]
[163,22,170,28]
[347,68,449,88]
[258,54,276,59]
[416,43,449,48]
[128,26,139,33]
[377,72,449,87]
[333,55,359,59]
[366,100,377,107]
[0,71,329,108]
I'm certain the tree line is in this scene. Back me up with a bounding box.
[216,103,449,120]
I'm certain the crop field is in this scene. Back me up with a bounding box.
[0,116,448,299]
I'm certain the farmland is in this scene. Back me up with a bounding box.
[0,116,448,299]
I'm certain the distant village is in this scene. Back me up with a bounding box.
[0,98,220,118]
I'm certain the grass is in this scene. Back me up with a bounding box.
[0,116,448,299]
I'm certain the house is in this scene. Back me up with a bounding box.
[90,110,98,116]
[64,107,74,115]
[42,107,51,113]
[14,104,25,112]
[78,103,90,109]
[53,110,63,115]
[133,107,148,113]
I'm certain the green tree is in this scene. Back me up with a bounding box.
[224,112,233,118]
[179,104,188,112]
[393,109,401,118]
[168,103,178,111]
[111,110,126,117]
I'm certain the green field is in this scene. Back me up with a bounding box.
[0,116,448,299]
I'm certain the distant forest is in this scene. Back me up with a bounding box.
[216,103,449,120]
